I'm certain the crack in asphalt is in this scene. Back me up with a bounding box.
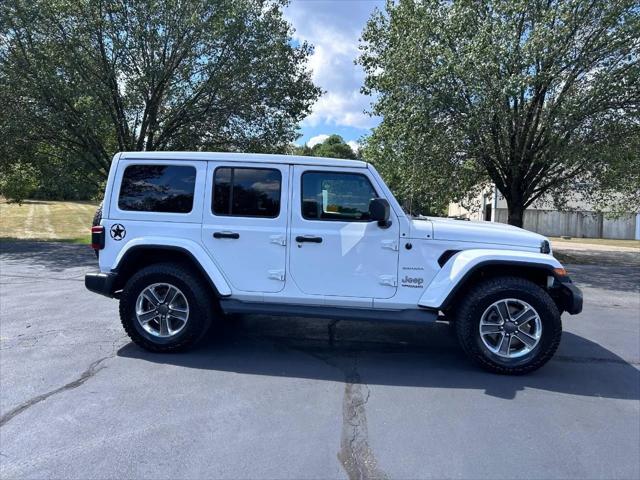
[285,342,389,480]
[338,355,389,480]
[0,355,111,428]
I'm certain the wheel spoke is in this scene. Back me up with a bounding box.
[158,316,170,336]
[142,290,161,307]
[480,323,502,335]
[497,333,511,355]
[163,286,178,304]
[138,309,157,324]
[515,330,538,348]
[169,308,188,322]
[513,307,538,325]
[494,301,511,323]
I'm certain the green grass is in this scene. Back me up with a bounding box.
[550,237,640,249]
[0,199,98,244]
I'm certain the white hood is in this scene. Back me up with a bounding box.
[410,217,546,250]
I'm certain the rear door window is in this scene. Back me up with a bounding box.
[212,167,281,218]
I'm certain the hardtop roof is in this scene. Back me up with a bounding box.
[118,151,368,168]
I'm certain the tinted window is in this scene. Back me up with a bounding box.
[301,172,377,221]
[119,165,196,213]
[213,167,281,217]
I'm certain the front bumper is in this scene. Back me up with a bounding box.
[559,282,583,315]
[85,271,117,298]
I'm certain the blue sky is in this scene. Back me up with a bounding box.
[283,0,385,150]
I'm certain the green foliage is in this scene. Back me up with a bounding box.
[0,163,39,204]
[359,0,640,225]
[1,0,321,191]
[291,135,358,160]
[290,144,313,156]
[584,126,640,217]
[31,148,105,200]
[361,123,480,217]
[311,135,357,159]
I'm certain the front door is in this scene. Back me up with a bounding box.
[202,162,289,293]
[288,166,399,299]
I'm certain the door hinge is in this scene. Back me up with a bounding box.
[270,235,286,246]
[268,269,286,281]
[381,240,398,251]
[378,275,397,287]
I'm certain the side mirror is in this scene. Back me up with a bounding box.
[369,198,392,228]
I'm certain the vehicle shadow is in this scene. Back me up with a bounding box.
[118,316,640,401]
[0,240,97,272]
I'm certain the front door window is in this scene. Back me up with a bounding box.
[301,172,377,221]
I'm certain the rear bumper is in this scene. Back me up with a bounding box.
[85,271,117,298]
[559,282,583,315]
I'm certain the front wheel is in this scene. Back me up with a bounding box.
[119,263,215,352]
[454,276,562,375]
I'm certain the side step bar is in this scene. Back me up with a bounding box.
[219,299,438,324]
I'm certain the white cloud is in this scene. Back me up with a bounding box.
[347,140,359,153]
[284,1,383,131]
[307,134,330,148]
[302,91,378,129]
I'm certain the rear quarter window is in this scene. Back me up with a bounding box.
[119,165,196,213]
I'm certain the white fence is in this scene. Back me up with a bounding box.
[494,209,638,239]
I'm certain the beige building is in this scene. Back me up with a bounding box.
[448,188,640,240]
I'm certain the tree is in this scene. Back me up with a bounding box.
[0,162,38,204]
[291,134,358,159]
[290,143,312,156]
[1,0,321,181]
[359,0,639,226]
[585,126,640,216]
[310,134,357,159]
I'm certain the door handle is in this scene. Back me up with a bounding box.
[213,231,240,239]
[296,235,323,243]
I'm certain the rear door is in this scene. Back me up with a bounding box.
[201,162,289,293]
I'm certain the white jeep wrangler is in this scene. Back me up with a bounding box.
[86,151,582,374]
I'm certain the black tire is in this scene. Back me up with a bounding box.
[92,203,103,258]
[92,202,103,227]
[119,262,215,352]
[454,276,562,375]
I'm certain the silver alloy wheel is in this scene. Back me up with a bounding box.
[135,283,189,338]
[479,298,542,359]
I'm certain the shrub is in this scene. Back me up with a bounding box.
[0,163,39,204]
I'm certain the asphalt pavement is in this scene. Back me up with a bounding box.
[1,240,638,479]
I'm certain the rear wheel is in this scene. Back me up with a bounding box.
[119,263,215,352]
[92,202,103,227]
[92,203,103,258]
[454,276,562,374]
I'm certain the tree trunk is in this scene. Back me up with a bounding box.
[506,201,525,228]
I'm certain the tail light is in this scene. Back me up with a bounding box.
[91,226,105,250]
